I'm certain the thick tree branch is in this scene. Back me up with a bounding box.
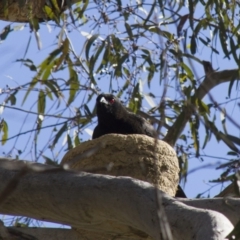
[164,68,240,146]
[0,0,79,22]
[180,198,240,225]
[195,69,240,100]
[0,159,233,240]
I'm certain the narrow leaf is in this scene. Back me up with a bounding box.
[38,90,46,115]
[52,123,68,149]
[85,34,99,61]
[68,67,79,105]
[1,120,8,145]
[67,134,73,150]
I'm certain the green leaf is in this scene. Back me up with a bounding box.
[114,54,129,78]
[157,0,164,15]
[44,80,61,100]
[74,134,81,147]
[0,24,12,41]
[229,37,239,65]
[227,151,239,156]
[67,134,73,150]
[125,23,134,41]
[76,0,89,18]
[179,62,194,81]
[188,0,194,29]
[190,117,200,157]
[116,0,122,10]
[141,49,156,86]
[97,41,111,70]
[38,90,46,115]
[207,120,239,152]
[225,134,240,147]
[143,2,156,26]
[43,5,60,24]
[179,134,187,142]
[85,34,99,61]
[53,38,69,71]
[77,117,90,125]
[228,72,238,98]
[23,35,32,59]
[49,0,60,12]
[111,35,124,52]
[36,47,63,82]
[219,21,230,58]
[197,99,210,115]
[22,77,38,106]
[178,154,188,183]
[84,104,92,117]
[202,116,210,149]
[52,123,68,149]
[190,34,196,54]
[1,119,8,145]
[45,86,53,100]
[7,93,17,106]
[22,58,37,71]
[42,155,59,166]
[117,79,130,97]
[68,67,79,105]
[128,83,141,113]
[94,40,105,73]
[29,17,40,31]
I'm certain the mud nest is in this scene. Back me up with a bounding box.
[61,134,179,196]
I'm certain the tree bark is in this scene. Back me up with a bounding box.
[180,198,240,226]
[0,159,233,240]
[0,0,79,22]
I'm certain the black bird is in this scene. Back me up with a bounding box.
[93,94,157,139]
[93,93,186,198]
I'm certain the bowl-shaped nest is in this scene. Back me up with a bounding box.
[61,134,179,196]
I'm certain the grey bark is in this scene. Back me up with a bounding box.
[0,159,234,240]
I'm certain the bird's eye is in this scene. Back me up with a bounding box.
[109,98,115,104]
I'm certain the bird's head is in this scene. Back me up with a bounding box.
[95,94,126,122]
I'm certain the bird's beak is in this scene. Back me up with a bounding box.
[99,96,109,105]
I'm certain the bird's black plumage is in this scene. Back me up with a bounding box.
[93,93,157,139]
[93,93,186,198]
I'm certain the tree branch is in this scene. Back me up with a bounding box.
[0,159,233,240]
[164,68,240,146]
[0,0,80,22]
[180,198,240,226]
